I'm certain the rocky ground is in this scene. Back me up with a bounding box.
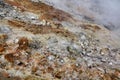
[0,0,120,80]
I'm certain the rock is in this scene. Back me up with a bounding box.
[59,59,64,63]
[14,39,19,44]
[67,46,76,54]
[0,34,8,41]
[1,71,10,78]
[31,0,40,2]
[48,55,55,61]
[29,40,41,49]
[114,69,120,79]
[0,44,5,52]
[32,66,38,73]
[0,26,11,33]
[25,12,39,20]
[18,37,29,50]
[100,48,110,55]
[102,73,112,80]
[40,19,47,26]
[4,53,15,63]
[81,35,86,40]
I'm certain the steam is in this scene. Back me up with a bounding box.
[96,0,120,30]
[41,0,120,31]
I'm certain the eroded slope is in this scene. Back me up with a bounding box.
[0,0,120,80]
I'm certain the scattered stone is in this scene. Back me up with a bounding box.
[59,59,64,63]
[48,55,55,61]
[25,12,39,20]
[18,37,29,50]
[0,44,5,52]
[4,53,15,63]
[102,73,112,80]
[81,35,86,40]
[0,26,11,33]
[0,0,120,80]
[14,38,19,44]
[32,66,38,73]
[67,46,79,54]
[0,34,8,41]
[41,19,47,26]
[1,71,10,78]
[100,48,110,55]
[29,40,41,49]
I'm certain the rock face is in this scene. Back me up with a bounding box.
[0,0,120,80]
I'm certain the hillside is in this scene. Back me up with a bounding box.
[0,0,120,80]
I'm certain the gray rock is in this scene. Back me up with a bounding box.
[0,25,11,33]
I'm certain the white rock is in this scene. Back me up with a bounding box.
[24,12,39,20]
[48,55,55,61]
[81,35,86,40]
